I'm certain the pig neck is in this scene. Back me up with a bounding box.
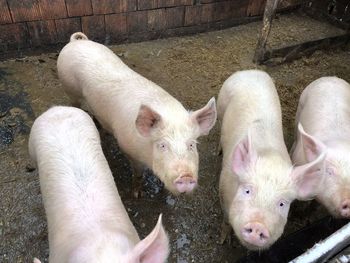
[249,119,290,162]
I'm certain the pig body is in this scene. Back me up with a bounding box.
[29,106,168,263]
[291,76,350,218]
[57,32,217,195]
[218,70,325,250]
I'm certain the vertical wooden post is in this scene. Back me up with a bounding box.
[253,0,280,64]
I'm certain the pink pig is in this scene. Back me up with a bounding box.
[218,70,326,250]
[29,106,169,263]
[57,32,217,195]
[291,76,350,218]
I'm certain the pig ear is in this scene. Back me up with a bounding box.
[298,123,326,162]
[136,105,162,137]
[232,131,257,175]
[191,97,217,136]
[129,214,169,263]
[291,151,326,200]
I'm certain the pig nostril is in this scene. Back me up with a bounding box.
[342,204,348,210]
[244,228,253,234]
[259,233,267,240]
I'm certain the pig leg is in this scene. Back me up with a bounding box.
[129,158,144,198]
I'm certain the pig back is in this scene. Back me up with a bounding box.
[297,77,350,141]
[220,70,287,159]
[29,107,140,252]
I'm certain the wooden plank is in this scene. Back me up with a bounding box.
[105,13,127,41]
[200,3,214,24]
[158,0,192,7]
[55,17,81,43]
[91,0,136,14]
[166,6,184,28]
[253,0,280,63]
[8,0,42,22]
[65,0,93,17]
[0,0,12,24]
[81,15,105,41]
[247,0,266,16]
[0,23,30,51]
[211,1,249,22]
[148,9,167,31]
[184,5,201,26]
[27,20,58,46]
[303,1,350,30]
[127,10,148,32]
[38,0,67,19]
[138,0,157,10]
[262,32,350,65]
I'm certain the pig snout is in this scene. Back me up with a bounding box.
[173,173,197,193]
[340,199,350,218]
[241,222,270,248]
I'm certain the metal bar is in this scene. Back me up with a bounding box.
[290,222,350,263]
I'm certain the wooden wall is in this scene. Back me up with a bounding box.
[0,0,300,55]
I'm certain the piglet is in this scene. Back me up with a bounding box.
[291,76,350,218]
[218,70,325,250]
[57,32,217,196]
[29,106,169,262]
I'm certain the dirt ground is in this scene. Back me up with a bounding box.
[1,11,350,263]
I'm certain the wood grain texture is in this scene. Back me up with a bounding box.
[65,0,93,17]
[91,0,136,14]
[166,6,184,28]
[247,0,266,16]
[8,0,42,22]
[39,0,67,19]
[105,13,127,37]
[158,0,192,8]
[0,0,12,24]
[55,17,81,42]
[81,15,105,41]
[27,19,57,46]
[0,22,30,50]
[148,9,167,30]
[127,10,148,32]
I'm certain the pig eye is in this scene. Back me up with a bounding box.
[243,185,252,196]
[158,142,167,151]
[277,199,289,209]
[326,167,335,176]
[188,141,197,151]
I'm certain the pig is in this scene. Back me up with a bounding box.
[217,70,326,250]
[29,106,169,263]
[56,32,217,195]
[291,76,350,218]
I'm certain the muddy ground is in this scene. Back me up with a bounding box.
[1,11,350,263]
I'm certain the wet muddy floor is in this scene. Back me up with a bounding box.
[1,11,350,263]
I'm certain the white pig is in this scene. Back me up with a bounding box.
[56,32,217,195]
[218,70,326,250]
[29,106,169,263]
[291,76,350,218]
